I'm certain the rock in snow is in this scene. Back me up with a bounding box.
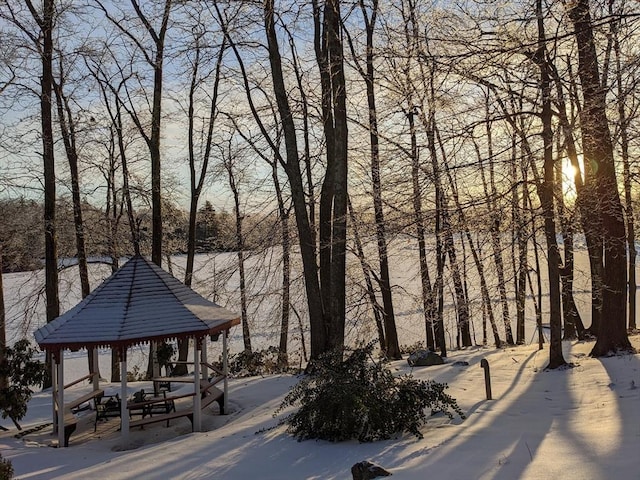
[351,461,392,480]
[407,349,444,367]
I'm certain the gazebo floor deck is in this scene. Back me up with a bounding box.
[12,412,120,448]
[15,398,220,449]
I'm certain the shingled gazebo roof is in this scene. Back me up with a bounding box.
[34,255,240,352]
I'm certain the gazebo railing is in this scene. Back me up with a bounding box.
[64,372,98,390]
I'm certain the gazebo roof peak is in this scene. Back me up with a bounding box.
[34,255,240,352]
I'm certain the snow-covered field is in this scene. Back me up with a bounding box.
[1,248,639,479]
[1,336,638,479]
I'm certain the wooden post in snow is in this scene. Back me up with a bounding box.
[480,359,492,400]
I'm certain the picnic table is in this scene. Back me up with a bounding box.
[128,390,176,426]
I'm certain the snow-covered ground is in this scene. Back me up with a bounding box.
[1,335,638,479]
[1,249,639,479]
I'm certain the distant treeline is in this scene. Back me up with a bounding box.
[0,198,278,273]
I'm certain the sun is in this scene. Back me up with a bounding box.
[561,157,581,203]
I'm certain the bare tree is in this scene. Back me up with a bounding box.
[217,0,350,358]
[0,248,6,392]
[87,59,144,381]
[344,0,400,359]
[533,0,565,368]
[313,0,349,352]
[22,0,59,389]
[221,141,252,353]
[609,0,637,332]
[51,49,97,375]
[94,0,173,268]
[228,113,294,368]
[567,0,632,355]
[347,198,386,350]
[176,8,228,374]
[257,1,326,357]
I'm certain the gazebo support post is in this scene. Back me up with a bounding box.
[120,348,129,445]
[193,339,201,431]
[223,329,228,414]
[51,357,58,434]
[92,348,100,391]
[151,341,160,378]
[56,352,65,448]
[200,344,208,381]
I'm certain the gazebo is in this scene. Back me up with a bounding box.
[34,254,240,447]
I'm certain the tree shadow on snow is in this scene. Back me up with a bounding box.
[389,340,639,480]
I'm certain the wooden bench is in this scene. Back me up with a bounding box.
[200,381,225,414]
[66,389,104,413]
[129,409,194,430]
[152,375,201,396]
[60,388,104,446]
[126,382,224,431]
[62,410,77,447]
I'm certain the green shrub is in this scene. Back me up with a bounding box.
[156,341,175,369]
[277,341,464,442]
[0,339,47,428]
[228,346,291,377]
[0,453,13,480]
[399,341,426,355]
[126,365,146,382]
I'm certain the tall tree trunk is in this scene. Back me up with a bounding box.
[52,66,96,376]
[508,94,529,346]
[143,0,173,268]
[224,156,251,353]
[535,0,566,368]
[511,132,528,345]
[315,0,349,352]
[0,250,6,391]
[25,0,59,389]
[549,53,599,337]
[474,132,514,345]
[345,0,400,359]
[610,3,636,332]
[407,110,436,350]
[348,199,386,351]
[567,0,632,355]
[272,162,291,369]
[434,213,446,356]
[287,31,316,252]
[443,148,502,348]
[178,31,226,376]
[427,115,470,348]
[477,97,514,344]
[254,0,325,358]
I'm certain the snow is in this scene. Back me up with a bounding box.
[2,251,639,479]
[2,336,639,479]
